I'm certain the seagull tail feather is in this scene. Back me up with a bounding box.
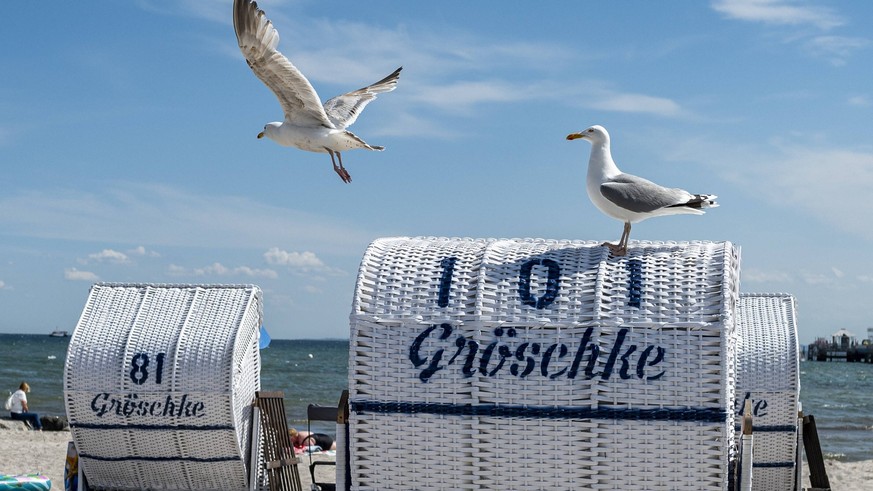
[665,194,718,214]
[684,194,718,210]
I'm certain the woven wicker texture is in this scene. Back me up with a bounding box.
[64,283,263,491]
[735,293,800,491]
[349,237,740,490]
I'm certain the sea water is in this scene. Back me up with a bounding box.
[2,333,871,461]
[0,334,348,435]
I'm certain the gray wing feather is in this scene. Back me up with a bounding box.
[601,174,694,213]
[323,67,402,129]
[233,0,334,128]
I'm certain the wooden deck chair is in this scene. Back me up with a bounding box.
[306,391,349,491]
[255,391,303,491]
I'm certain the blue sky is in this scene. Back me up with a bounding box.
[2,0,871,343]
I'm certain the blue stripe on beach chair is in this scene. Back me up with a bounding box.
[753,462,795,468]
[351,400,728,423]
[70,423,235,431]
[79,454,240,463]
[732,424,797,432]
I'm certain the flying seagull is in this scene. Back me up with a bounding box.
[233,0,402,183]
[566,125,718,256]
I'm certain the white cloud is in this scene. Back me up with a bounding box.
[134,0,236,25]
[229,266,278,279]
[264,248,325,269]
[407,81,528,114]
[128,245,161,257]
[685,137,873,243]
[0,280,6,289]
[750,146,873,240]
[795,267,849,287]
[802,272,835,286]
[371,111,463,139]
[211,2,593,127]
[197,263,230,276]
[264,247,345,277]
[711,0,844,30]
[0,183,373,255]
[744,267,848,285]
[65,268,99,281]
[804,36,871,66]
[170,262,278,279]
[848,95,871,107]
[712,1,868,65]
[202,0,686,133]
[400,76,689,120]
[83,248,130,264]
[288,19,573,87]
[401,78,688,120]
[742,268,792,283]
[748,268,850,287]
[589,92,684,118]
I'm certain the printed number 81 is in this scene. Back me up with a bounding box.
[129,352,166,385]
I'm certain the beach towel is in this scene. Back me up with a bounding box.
[0,473,51,491]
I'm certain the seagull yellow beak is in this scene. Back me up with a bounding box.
[566,133,585,141]
[257,131,265,139]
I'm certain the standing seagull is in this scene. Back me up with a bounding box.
[566,125,718,256]
[233,0,401,183]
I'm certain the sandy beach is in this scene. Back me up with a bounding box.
[1,424,870,490]
[0,423,333,490]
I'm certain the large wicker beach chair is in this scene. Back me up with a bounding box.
[735,293,801,491]
[64,283,264,491]
[254,391,302,491]
[348,237,741,490]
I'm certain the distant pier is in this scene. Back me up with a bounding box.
[806,327,873,363]
[806,328,873,362]
[808,345,873,362]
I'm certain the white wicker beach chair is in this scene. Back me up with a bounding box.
[64,283,264,491]
[735,293,801,491]
[348,237,741,490]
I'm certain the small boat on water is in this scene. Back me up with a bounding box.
[48,330,69,337]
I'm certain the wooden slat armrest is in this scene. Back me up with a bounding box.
[266,456,300,469]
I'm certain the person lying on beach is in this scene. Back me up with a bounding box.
[288,428,336,450]
[7,382,43,431]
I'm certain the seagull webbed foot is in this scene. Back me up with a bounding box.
[339,167,352,183]
[601,242,628,257]
[327,149,353,183]
[333,165,352,183]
